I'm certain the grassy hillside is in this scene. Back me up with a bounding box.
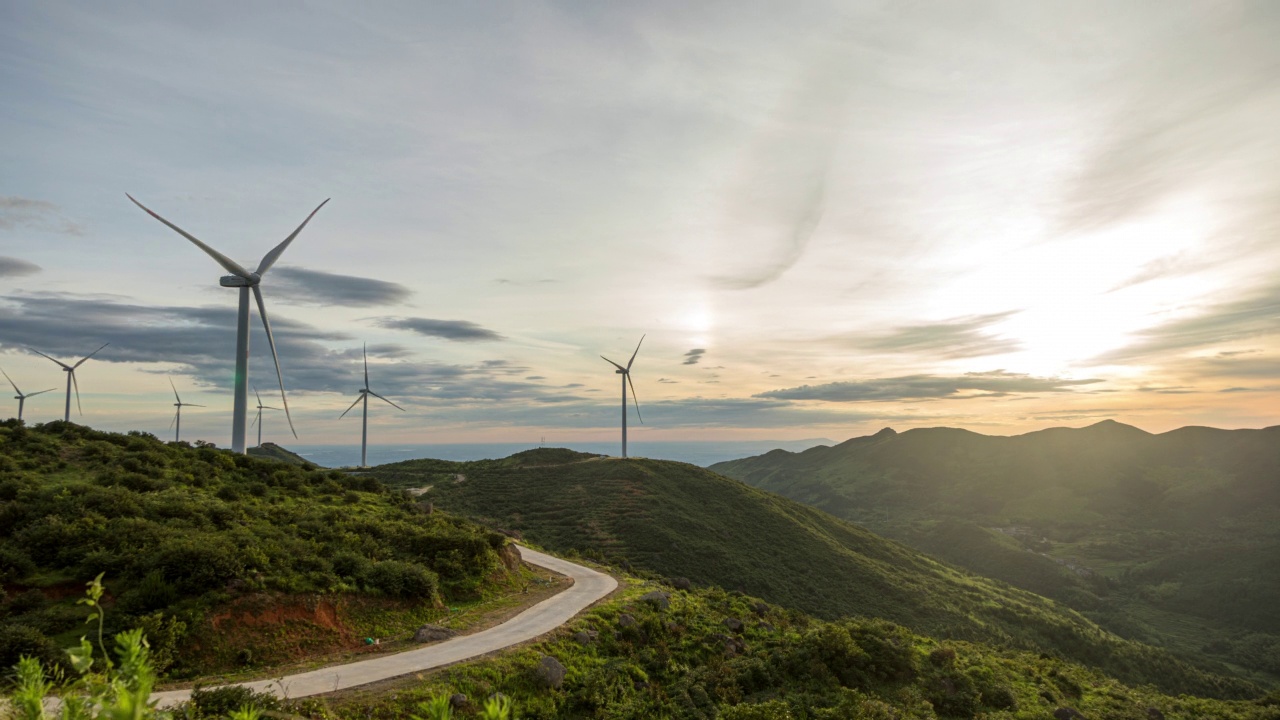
[0,420,521,679]
[335,580,1280,720]
[370,448,1257,699]
[246,441,319,467]
[711,421,1280,686]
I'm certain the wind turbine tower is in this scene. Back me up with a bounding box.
[251,387,281,447]
[600,334,644,458]
[128,194,328,453]
[169,378,204,443]
[340,344,405,468]
[1,367,55,421]
[28,344,109,422]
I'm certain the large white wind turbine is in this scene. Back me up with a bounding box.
[27,344,109,422]
[600,335,644,458]
[250,387,281,448]
[168,378,204,443]
[127,194,329,453]
[340,344,405,468]
[1,367,56,421]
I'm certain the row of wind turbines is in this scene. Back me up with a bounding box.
[3,195,650,465]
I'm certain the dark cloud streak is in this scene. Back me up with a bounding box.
[271,266,412,307]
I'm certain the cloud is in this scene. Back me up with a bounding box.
[374,316,505,342]
[1095,282,1280,363]
[1106,252,1209,293]
[756,370,1102,403]
[682,348,706,365]
[657,378,678,384]
[271,266,412,307]
[839,312,1021,359]
[0,197,84,235]
[0,256,41,278]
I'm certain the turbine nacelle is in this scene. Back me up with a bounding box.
[219,274,259,287]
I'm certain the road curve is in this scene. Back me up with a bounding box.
[150,545,617,708]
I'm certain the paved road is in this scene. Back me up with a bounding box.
[150,545,616,708]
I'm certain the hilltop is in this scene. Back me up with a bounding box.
[246,441,319,467]
[370,448,1258,698]
[0,420,524,680]
[711,421,1280,686]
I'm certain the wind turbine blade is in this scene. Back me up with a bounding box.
[363,342,369,390]
[339,394,364,419]
[71,371,82,416]
[253,385,264,407]
[600,355,626,372]
[169,376,181,403]
[626,334,645,371]
[0,367,20,395]
[368,390,405,411]
[27,388,58,397]
[73,342,109,369]
[250,411,260,427]
[255,198,330,275]
[263,406,282,410]
[627,373,643,424]
[252,285,297,438]
[169,410,178,430]
[186,403,206,408]
[27,348,71,370]
[126,194,253,278]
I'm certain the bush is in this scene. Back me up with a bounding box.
[366,560,439,600]
[189,684,281,717]
[149,536,245,593]
[0,623,66,675]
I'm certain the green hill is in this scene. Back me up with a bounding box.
[246,441,319,467]
[711,421,1280,686]
[369,448,1258,698]
[0,420,520,680]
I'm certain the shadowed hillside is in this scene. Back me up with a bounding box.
[712,421,1280,686]
[370,448,1260,698]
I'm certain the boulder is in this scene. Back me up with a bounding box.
[723,617,744,633]
[413,624,457,643]
[618,613,637,627]
[536,655,567,689]
[573,630,599,645]
[1054,709,1085,720]
[670,577,691,590]
[498,544,522,573]
[449,694,468,710]
[639,590,670,609]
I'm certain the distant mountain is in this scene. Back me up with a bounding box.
[711,421,1280,686]
[369,448,1258,698]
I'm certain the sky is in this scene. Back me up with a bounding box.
[2,1,1279,448]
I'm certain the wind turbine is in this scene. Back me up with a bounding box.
[600,335,644,458]
[127,194,329,453]
[1,367,56,421]
[340,344,405,468]
[27,344,109,422]
[168,378,204,443]
[250,387,280,448]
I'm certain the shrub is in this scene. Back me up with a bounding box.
[149,536,246,593]
[366,560,439,600]
[189,684,281,717]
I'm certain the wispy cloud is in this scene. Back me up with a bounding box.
[0,256,41,278]
[838,312,1020,359]
[0,196,84,236]
[272,266,412,307]
[1096,281,1280,363]
[374,316,505,342]
[756,370,1102,403]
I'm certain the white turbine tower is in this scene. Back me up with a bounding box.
[28,344,109,422]
[250,387,281,448]
[340,344,404,468]
[128,194,328,453]
[600,334,644,458]
[1,367,56,421]
[168,378,204,443]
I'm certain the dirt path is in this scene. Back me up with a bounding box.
[149,545,616,708]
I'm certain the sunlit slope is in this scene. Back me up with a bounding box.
[371,448,1257,698]
[711,421,1280,686]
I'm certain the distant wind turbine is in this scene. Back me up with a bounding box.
[168,378,204,443]
[128,194,329,453]
[250,386,280,448]
[340,344,405,468]
[1,367,56,421]
[27,344,109,422]
[600,334,644,458]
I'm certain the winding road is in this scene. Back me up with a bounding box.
[150,545,617,708]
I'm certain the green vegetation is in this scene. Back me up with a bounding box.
[0,420,519,680]
[246,442,319,467]
[336,580,1280,719]
[711,421,1280,687]
[369,448,1257,699]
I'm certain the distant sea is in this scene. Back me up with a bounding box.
[285,439,833,469]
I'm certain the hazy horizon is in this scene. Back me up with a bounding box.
[4,2,1279,445]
